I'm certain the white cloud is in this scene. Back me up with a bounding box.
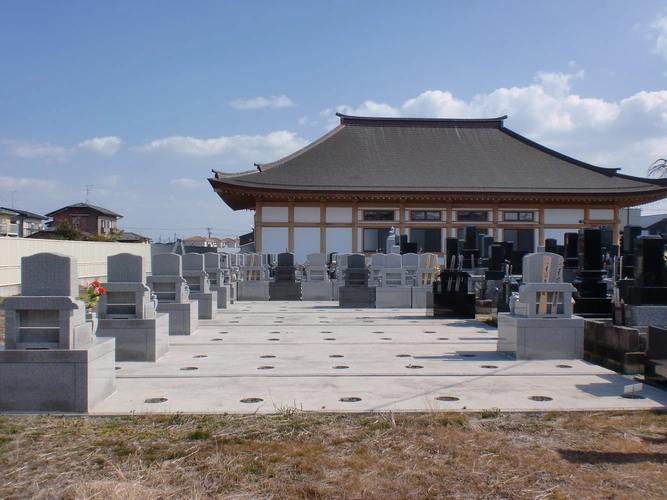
[170,177,206,188]
[228,95,295,110]
[2,135,123,161]
[322,69,667,178]
[137,130,309,164]
[77,136,123,156]
[2,139,72,161]
[298,116,308,125]
[649,16,667,60]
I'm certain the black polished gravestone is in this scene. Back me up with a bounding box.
[339,254,375,308]
[573,228,612,317]
[626,236,667,305]
[621,225,642,279]
[269,252,301,300]
[432,269,476,319]
[445,237,462,270]
[461,226,479,269]
[544,238,558,254]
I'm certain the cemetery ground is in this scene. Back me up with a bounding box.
[1,410,667,498]
[1,300,667,497]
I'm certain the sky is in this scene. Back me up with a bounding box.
[2,1,667,242]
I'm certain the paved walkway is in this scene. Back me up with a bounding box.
[92,301,667,414]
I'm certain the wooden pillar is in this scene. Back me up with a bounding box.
[255,201,263,252]
[320,203,327,254]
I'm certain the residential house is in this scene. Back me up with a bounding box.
[0,207,48,237]
[45,203,123,236]
[0,208,18,237]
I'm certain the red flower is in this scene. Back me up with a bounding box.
[97,287,106,295]
[92,280,100,287]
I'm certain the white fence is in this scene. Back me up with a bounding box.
[0,239,152,296]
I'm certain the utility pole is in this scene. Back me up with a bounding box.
[206,227,212,238]
[10,191,17,208]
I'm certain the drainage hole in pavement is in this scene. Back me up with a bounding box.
[193,355,208,359]
[396,354,411,358]
[240,398,264,403]
[257,366,274,370]
[274,321,283,323]
[556,364,573,369]
[324,338,336,341]
[229,321,239,324]
[115,366,121,370]
[277,316,285,319]
[329,354,344,358]
[363,320,374,323]
[270,331,281,334]
[406,364,423,369]
[180,366,198,371]
[219,331,229,334]
[621,393,646,400]
[332,365,349,369]
[318,316,328,319]
[481,365,498,369]
[424,330,436,334]
[268,338,280,341]
[409,320,419,323]
[321,331,332,334]
[211,338,223,342]
[437,338,449,341]
[372,331,384,334]
[435,396,460,402]
[380,337,392,341]
[459,353,476,357]
[528,396,553,402]
[145,397,168,404]
[260,355,276,359]
[340,397,362,402]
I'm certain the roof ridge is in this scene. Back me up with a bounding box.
[335,113,507,127]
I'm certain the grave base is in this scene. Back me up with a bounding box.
[190,291,217,319]
[332,282,343,301]
[573,297,612,318]
[0,337,116,412]
[411,287,433,309]
[238,281,270,301]
[211,284,230,309]
[624,305,667,327]
[339,287,376,308]
[269,282,302,301]
[157,301,198,335]
[432,291,476,319]
[375,287,411,308]
[97,314,169,362]
[228,281,237,303]
[302,282,333,301]
[497,313,584,360]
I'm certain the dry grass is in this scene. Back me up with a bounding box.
[1,410,667,499]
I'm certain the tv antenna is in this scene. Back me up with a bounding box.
[83,185,94,203]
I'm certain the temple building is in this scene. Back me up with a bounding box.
[209,114,667,260]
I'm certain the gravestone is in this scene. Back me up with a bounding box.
[445,237,462,270]
[563,232,579,283]
[331,253,350,301]
[269,252,301,300]
[302,253,332,300]
[0,253,116,411]
[238,253,271,301]
[97,253,169,361]
[146,253,199,335]
[339,254,375,308]
[204,253,231,309]
[498,252,583,360]
[182,253,217,319]
[461,226,478,269]
[369,253,386,286]
[573,228,612,318]
[402,253,419,286]
[411,253,439,309]
[624,236,667,327]
[376,253,411,308]
[220,253,238,303]
[431,264,476,319]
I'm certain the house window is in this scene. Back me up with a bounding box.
[504,211,534,221]
[457,211,488,222]
[363,210,394,221]
[411,211,441,221]
[363,228,393,252]
[411,228,441,252]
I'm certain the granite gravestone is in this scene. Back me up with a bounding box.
[0,253,116,412]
